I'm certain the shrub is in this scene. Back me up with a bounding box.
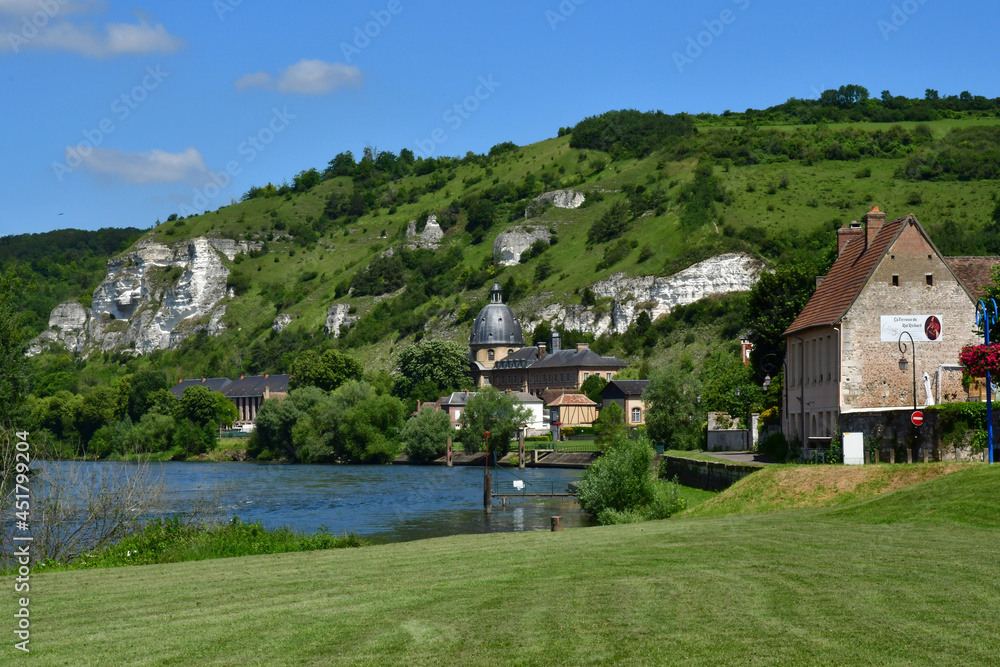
[758,431,789,462]
[577,433,686,525]
[402,406,454,464]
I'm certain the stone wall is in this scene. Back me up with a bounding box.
[842,223,978,411]
[661,455,762,491]
[839,407,1000,461]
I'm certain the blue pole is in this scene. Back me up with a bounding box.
[978,300,995,464]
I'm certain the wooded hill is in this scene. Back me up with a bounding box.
[11,87,1000,395]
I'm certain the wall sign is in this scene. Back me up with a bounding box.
[880,315,943,342]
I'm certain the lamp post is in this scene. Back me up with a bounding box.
[899,331,917,462]
[977,299,998,463]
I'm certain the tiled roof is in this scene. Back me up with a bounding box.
[531,348,627,369]
[546,393,597,407]
[223,374,290,398]
[784,215,910,336]
[946,256,1000,300]
[601,380,650,397]
[169,377,232,398]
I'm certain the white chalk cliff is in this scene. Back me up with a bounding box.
[525,253,764,336]
[493,227,552,267]
[29,237,256,357]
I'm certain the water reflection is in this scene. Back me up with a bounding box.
[44,461,589,544]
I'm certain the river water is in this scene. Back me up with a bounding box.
[52,462,588,544]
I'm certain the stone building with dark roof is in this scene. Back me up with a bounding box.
[169,374,290,425]
[468,284,627,395]
[600,380,650,426]
[782,207,991,443]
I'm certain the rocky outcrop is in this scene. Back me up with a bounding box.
[406,215,444,249]
[525,253,764,335]
[208,239,263,261]
[273,314,293,333]
[493,227,552,266]
[325,304,357,338]
[536,189,585,209]
[29,236,253,357]
[27,301,91,356]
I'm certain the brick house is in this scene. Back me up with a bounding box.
[469,282,626,394]
[782,207,997,443]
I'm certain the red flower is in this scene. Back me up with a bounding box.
[960,343,1000,376]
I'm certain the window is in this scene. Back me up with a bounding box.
[606,373,612,380]
[632,408,641,423]
[508,349,514,356]
[584,372,589,380]
[926,274,933,286]
[488,349,495,361]
[892,275,899,287]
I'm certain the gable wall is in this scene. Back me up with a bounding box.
[841,224,977,410]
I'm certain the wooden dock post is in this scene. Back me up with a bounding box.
[446,436,453,467]
[518,430,525,470]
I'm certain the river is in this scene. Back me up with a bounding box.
[49,461,589,544]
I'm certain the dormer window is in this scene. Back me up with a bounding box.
[488,350,495,361]
[892,275,899,287]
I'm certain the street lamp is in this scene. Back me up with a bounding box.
[899,330,917,463]
[898,331,916,412]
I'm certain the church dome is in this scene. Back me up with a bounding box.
[469,282,524,347]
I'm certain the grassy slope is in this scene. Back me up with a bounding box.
[684,462,970,518]
[41,117,995,379]
[8,465,1000,665]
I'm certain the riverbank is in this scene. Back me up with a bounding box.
[10,465,1000,664]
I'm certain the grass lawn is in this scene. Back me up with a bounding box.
[6,465,1000,664]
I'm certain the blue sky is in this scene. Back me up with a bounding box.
[1,0,997,237]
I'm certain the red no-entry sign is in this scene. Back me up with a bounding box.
[911,411,924,426]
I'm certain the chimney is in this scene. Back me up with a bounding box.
[816,275,825,288]
[538,342,547,359]
[576,342,589,353]
[201,377,206,383]
[239,375,244,380]
[864,206,886,250]
[178,378,183,384]
[551,331,561,352]
[264,374,269,379]
[837,221,864,256]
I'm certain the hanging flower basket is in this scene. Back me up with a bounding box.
[959,343,1000,377]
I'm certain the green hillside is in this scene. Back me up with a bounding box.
[14,95,1000,391]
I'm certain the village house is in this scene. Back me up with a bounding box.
[600,380,650,426]
[170,374,290,425]
[782,207,997,443]
[546,392,599,428]
[437,389,546,432]
[470,282,627,394]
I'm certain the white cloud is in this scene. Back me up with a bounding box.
[236,59,362,95]
[70,147,207,184]
[1,15,184,57]
[0,0,100,14]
